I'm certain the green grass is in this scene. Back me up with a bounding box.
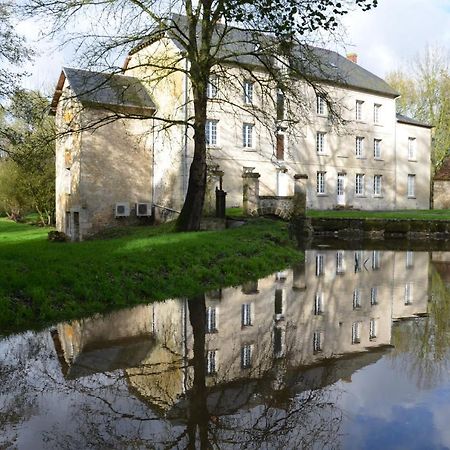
[0,218,301,335]
[307,209,450,220]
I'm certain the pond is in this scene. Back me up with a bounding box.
[2,244,450,449]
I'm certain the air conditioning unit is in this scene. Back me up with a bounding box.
[136,202,152,217]
[115,202,130,217]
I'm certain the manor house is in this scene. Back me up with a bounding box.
[51,23,432,240]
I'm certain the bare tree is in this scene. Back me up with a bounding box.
[20,0,377,231]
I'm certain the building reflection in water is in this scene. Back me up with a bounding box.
[51,250,430,447]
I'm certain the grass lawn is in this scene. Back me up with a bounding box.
[0,218,301,335]
[307,209,450,220]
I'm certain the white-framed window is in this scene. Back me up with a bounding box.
[277,88,285,121]
[374,175,382,197]
[244,80,254,104]
[355,173,365,196]
[355,251,363,273]
[206,306,217,333]
[356,100,364,121]
[370,287,378,305]
[352,322,361,344]
[316,131,326,154]
[241,344,253,369]
[406,251,414,269]
[314,292,324,315]
[353,288,362,309]
[243,123,254,148]
[274,326,284,357]
[316,171,326,195]
[336,250,345,274]
[356,136,364,158]
[206,350,217,375]
[405,283,413,305]
[372,250,381,270]
[374,139,382,159]
[313,330,323,353]
[369,318,377,340]
[316,253,325,277]
[317,95,326,115]
[241,303,252,327]
[205,120,218,146]
[206,76,218,98]
[274,288,284,319]
[408,137,416,160]
[407,174,416,198]
[373,104,381,124]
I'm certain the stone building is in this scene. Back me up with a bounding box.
[433,156,450,209]
[51,18,433,240]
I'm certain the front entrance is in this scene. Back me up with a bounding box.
[337,173,346,206]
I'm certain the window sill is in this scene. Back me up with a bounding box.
[373,195,384,198]
[243,147,256,152]
[374,157,384,161]
[407,196,416,199]
[408,159,417,162]
[337,155,349,158]
[356,156,366,160]
[317,152,330,156]
[317,113,328,118]
[316,193,328,197]
[355,195,367,198]
[207,146,222,150]
[374,123,383,127]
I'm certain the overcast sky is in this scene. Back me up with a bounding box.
[17,0,450,94]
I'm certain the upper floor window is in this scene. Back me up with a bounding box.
[356,100,364,121]
[356,136,364,158]
[374,175,382,196]
[205,120,218,146]
[316,253,325,276]
[316,132,326,154]
[241,303,253,327]
[206,76,218,98]
[336,250,345,274]
[372,250,381,270]
[243,123,254,148]
[276,133,285,161]
[355,250,363,273]
[355,173,365,196]
[314,292,324,315]
[405,282,413,305]
[244,80,254,104]
[373,104,381,124]
[407,174,416,198]
[276,88,285,121]
[316,171,326,195]
[352,321,361,344]
[241,344,253,369]
[369,318,377,340]
[206,306,217,333]
[408,137,416,160]
[313,330,323,353]
[406,251,414,268]
[353,288,362,309]
[370,287,378,305]
[206,350,217,375]
[374,139,382,159]
[317,95,326,115]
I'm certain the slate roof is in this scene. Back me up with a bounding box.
[434,157,450,181]
[129,15,399,98]
[396,113,433,129]
[50,67,156,116]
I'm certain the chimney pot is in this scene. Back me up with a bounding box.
[347,53,358,64]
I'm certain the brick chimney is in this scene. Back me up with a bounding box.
[347,53,358,64]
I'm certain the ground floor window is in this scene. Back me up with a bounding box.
[317,171,326,194]
[407,174,416,198]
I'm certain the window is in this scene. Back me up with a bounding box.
[316,171,326,195]
[354,251,363,273]
[356,100,364,121]
[374,175,382,196]
[313,331,323,353]
[316,253,325,277]
[407,174,416,198]
[369,318,377,340]
[374,103,381,124]
[405,283,413,305]
[408,137,416,160]
[374,139,382,159]
[206,306,217,333]
[205,120,218,146]
[355,173,365,196]
[274,327,284,357]
[206,350,217,375]
[372,250,381,270]
[314,292,323,315]
[276,133,285,160]
[370,287,378,305]
[277,88,285,121]
[244,81,253,104]
[242,303,252,326]
[241,344,253,369]
[316,132,326,154]
[356,136,364,158]
[274,289,284,319]
[206,76,218,98]
[406,251,414,269]
[352,322,361,344]
[317,95,326,115]
[336,251,345,274]
[353,288,361,309]
[243,123,254,148]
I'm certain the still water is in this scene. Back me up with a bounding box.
[2,246,450,449]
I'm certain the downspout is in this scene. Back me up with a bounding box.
[393,98,399,210]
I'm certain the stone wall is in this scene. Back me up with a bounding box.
[433,181,450,209]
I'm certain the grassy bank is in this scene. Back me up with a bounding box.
[0,218,301,335]
[307,209,450,220]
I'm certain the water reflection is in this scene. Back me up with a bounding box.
[3,248,450,449]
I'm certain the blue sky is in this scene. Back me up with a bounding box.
[16,0,450,94]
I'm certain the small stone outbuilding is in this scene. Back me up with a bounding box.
[434,157,450,209]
